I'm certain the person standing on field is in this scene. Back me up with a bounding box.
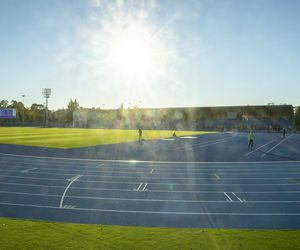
[248,131,254,150]
[138,128,142,142]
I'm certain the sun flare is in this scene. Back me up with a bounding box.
[108,25,158,78]
[86,10,177,96]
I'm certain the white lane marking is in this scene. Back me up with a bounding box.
[168,138,231,152]
[1,151,300,164]
[3,174,300,185]
[160,138,176,141]
[214,174,220,179]
[193,139,233,148]
[3,202,300,215]
[59,175,82,208]
[231,192,243,202]
[245,138,278,156]
[20,168,37,173]
[150,169,154,174]
[1,153,299,168]
[180,136,198,139]
[2,190,300,203]
[66,175,82,181]
[135,183,143,191]
[2,181,300,193]
[63,205,76,209]
[0,173,300,186]
[2,174,300,186]
[261,135,292,157]
[223,192,233,202]
[1,160,298,170]
[142,183,148,191]
[288,178,300,184]
[3,164,300,175]
[135,183,148,191]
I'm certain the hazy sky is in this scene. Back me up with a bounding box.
[0,0,299,109]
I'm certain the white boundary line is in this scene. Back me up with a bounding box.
[262,135,292,157]
[59,175,82,208]
[245,138,278,156]
[1,152,300,164]
[1,201,300,215]
[2,190,300,203]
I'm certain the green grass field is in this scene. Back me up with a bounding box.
[0,127,213,148]
[1,217,299,250]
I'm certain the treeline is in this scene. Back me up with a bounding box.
[0,99,79,126]
[0,99,299,131]
[74,105,297,131]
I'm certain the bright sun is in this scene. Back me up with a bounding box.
[87,13,175,93]
[108,25,157,77]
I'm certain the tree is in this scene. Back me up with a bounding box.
[67,99,80,110]
[28,103,45,122]
[116,103,124,121]
[0,100,8,107]
[66,99,80,124]
[8,100,25,121]
[295,106,300,131]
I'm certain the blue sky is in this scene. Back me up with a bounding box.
[0,0,299,109]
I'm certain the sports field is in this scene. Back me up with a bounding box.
[0,127,212,148]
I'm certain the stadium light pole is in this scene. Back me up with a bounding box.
[21,94,25,124]
[42,88,51,127]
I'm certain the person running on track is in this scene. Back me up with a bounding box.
[248,131,254,150]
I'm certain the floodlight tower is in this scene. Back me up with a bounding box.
[42,88,51,127]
